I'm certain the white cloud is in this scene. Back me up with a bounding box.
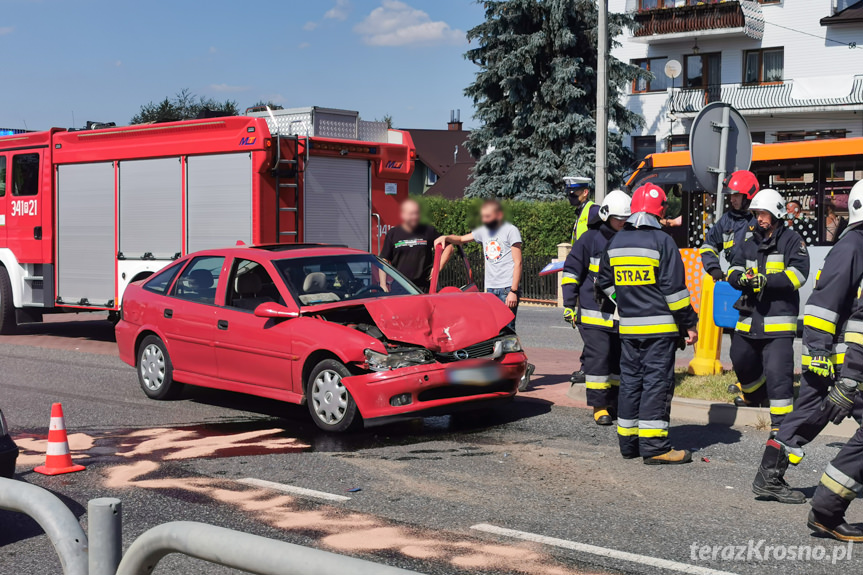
[324,0,350,21]
[302,21,318,31]
[0,27,13,36]
[354,1,463,47]
[209,83,251,93]
[298,42,311,50]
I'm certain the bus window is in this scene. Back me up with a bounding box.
[753,158,819,246]
[822,156,861,243]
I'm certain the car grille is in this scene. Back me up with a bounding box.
[436,339,497,363]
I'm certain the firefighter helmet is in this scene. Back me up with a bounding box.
[749,188,787,220]
[599,190,632,221]
[724,170,759,200]
[630,183,667,218]
[849,180,863,227]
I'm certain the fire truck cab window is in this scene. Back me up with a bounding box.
[12,153,39,197]
[172,256,224,305]
[225,259,284,311]
[0,157,6,197]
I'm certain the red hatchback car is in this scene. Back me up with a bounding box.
[116,244,528,432]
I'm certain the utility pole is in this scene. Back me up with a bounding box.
[595,0,609,203]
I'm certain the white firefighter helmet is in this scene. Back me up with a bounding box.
[849,180,863,227]
[749,188,786,220]
[599,190,632,221]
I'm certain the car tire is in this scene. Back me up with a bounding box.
[137,335,182,400]
[0,267,18,335]
[306,359,361,432]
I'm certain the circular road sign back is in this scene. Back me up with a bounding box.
[689,102,753,194]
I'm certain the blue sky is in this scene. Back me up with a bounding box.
[0,0,486,131]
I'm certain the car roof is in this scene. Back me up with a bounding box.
[181,244,371,262]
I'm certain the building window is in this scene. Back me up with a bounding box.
[751,132,766,144]
[667,135,689,152]
[757,0,781,4]
[633,58,668,93]
[426,168,438,186]
[684,53,721,89]
[633,136,657,162]
[776,129,848,142]
[744,48,784,84]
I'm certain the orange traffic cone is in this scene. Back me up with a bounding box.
[34,403,85,476]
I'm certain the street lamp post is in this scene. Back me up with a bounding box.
[596,0,609,203]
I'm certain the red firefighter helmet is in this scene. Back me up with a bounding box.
[723,170,759,199]
[631,183,667,217]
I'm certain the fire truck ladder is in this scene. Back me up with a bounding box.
[273,134,305,243]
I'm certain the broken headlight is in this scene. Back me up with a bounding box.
[365,348,434,371]
[493,335,522,356]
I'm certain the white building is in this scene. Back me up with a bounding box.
[611,0,863,161]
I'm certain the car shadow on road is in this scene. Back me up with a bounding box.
[182,385,552,452]
[0,483,86,546]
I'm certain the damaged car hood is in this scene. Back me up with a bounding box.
[362,293,515,352]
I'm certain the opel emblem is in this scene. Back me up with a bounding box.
[454,349,469,360]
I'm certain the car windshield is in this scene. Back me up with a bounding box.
[274,254,421,306]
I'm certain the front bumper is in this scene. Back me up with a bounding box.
[0,435,19,479]
[343,352,527,421]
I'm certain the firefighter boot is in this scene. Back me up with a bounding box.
[644,449,692,465]
[752,441,807,504]
[808,510,863,542]
[593,407,613,426]
[729,381,769,408]
[570,370,586,384]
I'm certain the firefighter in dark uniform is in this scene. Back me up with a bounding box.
[597,183,698,464]
[566,176,603,386]
[754,181,863,507]
[725,188,810,489]
[562,190,631,426]
[699,170,758,282]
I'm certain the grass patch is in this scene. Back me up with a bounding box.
[674,370,737,403]
[673,369,802,403]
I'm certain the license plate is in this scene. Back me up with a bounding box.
[446,362,503,386]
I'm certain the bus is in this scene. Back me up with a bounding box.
[626,137,863,306]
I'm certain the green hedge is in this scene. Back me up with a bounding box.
[417,196,577,257]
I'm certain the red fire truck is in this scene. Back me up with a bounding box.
[0,107,415,332]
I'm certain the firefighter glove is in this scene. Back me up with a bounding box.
[709,269,725,282]
[563,307,576,325]
[822,378,859,425]
[808,355,834,379]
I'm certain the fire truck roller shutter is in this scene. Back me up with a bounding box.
[119,158,182,259]
[303,157,371,251]
[186,153,253,252]
[56,162,116,306]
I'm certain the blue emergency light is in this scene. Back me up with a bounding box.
[0,129,26,136]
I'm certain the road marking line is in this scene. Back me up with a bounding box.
[237,478,351,502]
[470,524,739,575]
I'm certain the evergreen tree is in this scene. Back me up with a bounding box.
[464,0,646,200]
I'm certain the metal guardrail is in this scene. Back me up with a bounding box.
[0,477,89,575]
[0,478,423,575]
[116,521,421,575]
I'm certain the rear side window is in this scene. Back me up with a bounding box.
[143,263,183,295]
[0,157,6,197]
[172,256,225,305]
[12,153,39,196]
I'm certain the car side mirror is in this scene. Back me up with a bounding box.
[254,302,299,319]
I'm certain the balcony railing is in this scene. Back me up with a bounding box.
[634,1,747,38]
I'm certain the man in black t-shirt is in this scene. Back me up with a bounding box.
[380,199,450,292]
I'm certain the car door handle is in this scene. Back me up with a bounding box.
[164,309,173,319]
[218,319,229,330]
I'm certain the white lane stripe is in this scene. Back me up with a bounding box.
[237,478,351,502]
[470,524,739,575]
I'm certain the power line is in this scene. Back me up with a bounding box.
[764,21,860,50]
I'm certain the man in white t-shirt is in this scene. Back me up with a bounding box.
[435,199,523,328]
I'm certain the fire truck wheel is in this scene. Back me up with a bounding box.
[137,335,182,400]
[0,267,18,335]
[306,359,361,433]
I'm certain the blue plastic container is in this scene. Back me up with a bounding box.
[713,281,740,329]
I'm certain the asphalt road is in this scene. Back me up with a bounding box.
[0,309,857,575]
